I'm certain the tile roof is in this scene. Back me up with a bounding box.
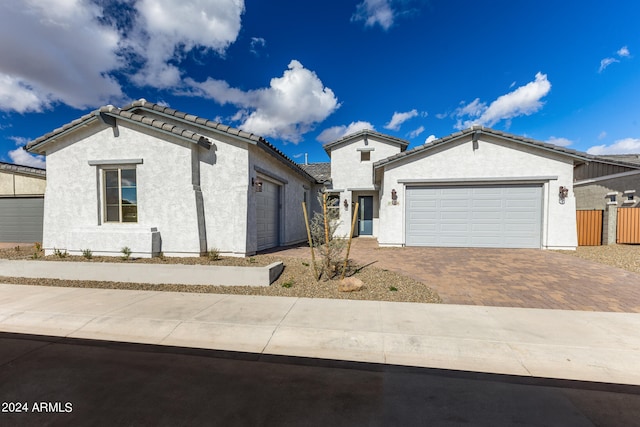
[373,126,596,169]
[26,104,209,152]
[598,154,640,165]
[25,99,315,182]
[299,162,331,182]
[323,129,410,154]
[122,100,315,182]
[122,99,263,143]
[0,161,46,177]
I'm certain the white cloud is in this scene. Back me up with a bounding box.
[131,0,245,88]
[351,0,421,30]
[546,136,573,147]
[599,57,619,73]
[317,121,375,144]
[598,131,607,140]
[250,37,266,56]
[587,138,640,155]
[598,46,631,73]
[0,0,124,112]
[408,126,425,138]
[425,134,437,144]
[385,109,420,130]
[454,72,551,129]
[187,60,340,143]
[8,147,45,168]
[352,0,395,30]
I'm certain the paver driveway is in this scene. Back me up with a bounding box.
[269,239,640,312]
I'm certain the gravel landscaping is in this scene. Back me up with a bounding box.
[559,244,640,274]
[0,246,441,304]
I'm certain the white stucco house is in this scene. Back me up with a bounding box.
[27,100,597,256]
[26,100,316,257]
[315,127,594,250]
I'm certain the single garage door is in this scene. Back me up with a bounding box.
[405,185,542,248]
[256,179,280,251]
[0,197,44,243]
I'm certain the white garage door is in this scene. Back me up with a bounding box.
[256,179,280,251]
[0,197,44,243]
[405,185,542,248]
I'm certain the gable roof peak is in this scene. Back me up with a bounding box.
[323,129,409,155]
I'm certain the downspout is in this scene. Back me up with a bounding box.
[191,145,207,254]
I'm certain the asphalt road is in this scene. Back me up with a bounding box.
[0,332,638,426]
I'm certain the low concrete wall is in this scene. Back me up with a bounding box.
[0,260,284,287]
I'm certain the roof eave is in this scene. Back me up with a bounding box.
[374,128,593,170]
[26,116,98,154]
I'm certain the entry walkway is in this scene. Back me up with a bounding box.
[268,239,640,312]
[1,283,639,386]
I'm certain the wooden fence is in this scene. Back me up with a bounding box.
[576,210,603,246]
[617,208,640,244]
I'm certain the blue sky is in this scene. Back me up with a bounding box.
[1,0,639,169]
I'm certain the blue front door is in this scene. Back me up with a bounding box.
[358,196,373,235]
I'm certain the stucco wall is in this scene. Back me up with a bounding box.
[329,135,403,237]
[41,122,202,257]
[330,136,403,190]
[377,136,578,249]
[0,171,46,196]
[197,134,250,256]
[574,173,640,209]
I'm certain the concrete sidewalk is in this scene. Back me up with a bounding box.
[1,283,639,386]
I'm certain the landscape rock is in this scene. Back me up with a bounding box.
[338,277,364,292]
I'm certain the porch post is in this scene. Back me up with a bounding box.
[603,204,617,245]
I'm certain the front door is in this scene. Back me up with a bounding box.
[358,196,373,235]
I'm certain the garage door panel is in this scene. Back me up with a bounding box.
[472,199,503,209]
[472,223,501,232]
[441,224,469,233]
[406,185,541,248]
[440,199,470,209]
[256,180,279,251]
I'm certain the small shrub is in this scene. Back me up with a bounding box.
[281,280,294,288]
[389,286,398,292]
[207,248,221,261]
[53,248,68,258]
[31,252,40,259]
[121,246,132,260]
[82,249,93,259]
[302,261,309,267]
[14,246,20,252]
[248,257,256,263]
[158,251,165,260]
[34,242,42,252]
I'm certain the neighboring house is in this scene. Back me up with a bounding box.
[29,99,631,255]
[26,100,316,257]
[573,155,640,245]
[574,155,640,210]
[0,162,46,243]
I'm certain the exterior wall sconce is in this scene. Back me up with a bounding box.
[559,186,569,204]
[343,199,349,209]
[252,177,263,192]
[391,188,398,205]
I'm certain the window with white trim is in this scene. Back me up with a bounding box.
[104,168,137,223]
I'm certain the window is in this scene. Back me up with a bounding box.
[104,168,137,222]
[361,151,371,162]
